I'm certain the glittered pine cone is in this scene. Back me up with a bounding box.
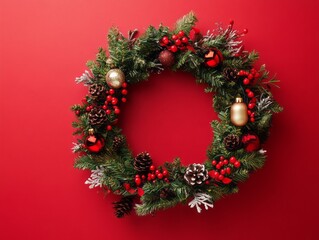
[134,152,152,174]
[113,197,134,218]
[224,134,242,151]
[184,164,208,186]
[223,68,239,82]
[88,107,107,126]
[113,135,126,152]
[89,83,106,99]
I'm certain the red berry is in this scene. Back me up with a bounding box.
[248,103,255,109]
[181,37,188,43]
[162,170,168,176]
[251,97,257,103]
[178,31,185,37]
[247,110,252,115]
[141,175,146,179]
[121,98,127,103]
[106,109,111,115]
[238,70,245,76]
[250,112,255,117]
[243,28,248,34]
[230,157,236,164]
[172,35,178,40]
[234,161,241,168]
[107,125,112,131]
[221,169,226,175]
[226,167,231,174]
[254,72,260,78]
[223,160,228,165]
[135,178,141,186]
[106,95,112,102]
[155,170,160,175]
[214,172,219,178]
[245,89,250,93]
[175,39,181,46]
[250,117,255,122]
[122,82,127,88]
[248,74,254,80]
[121,89,128,95]
[114,108,120,114]
[89,105,93,109]
[149,165,155,171]
[243,78,250,85]
[205,180,210,185]
[216,164,221,169]
[220,156,225,161]
[212,160,217,166]
[162,36,169,45]
[111,98,118,105]
[102,105,107,110]
[123,183,131,190]
[218,175,224,180]
[157,173,163,179]
[109,89,115,95]
[150,174,156,180]
[170,45,178,52]
[75,110,80,115]
[248,91,254,98]
[86,106,91,112]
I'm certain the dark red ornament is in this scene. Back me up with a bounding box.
[85,133,105,153]
[204,48,223,67]
[158,50,175,67]
[242,133,260,152]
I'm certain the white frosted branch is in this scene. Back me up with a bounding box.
[188,193,214,213]
[85,166,105,189]
[75,70,93,86]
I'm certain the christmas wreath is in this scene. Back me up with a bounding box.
[71,12,282,218]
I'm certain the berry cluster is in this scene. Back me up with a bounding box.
[245,88,257,122]
[160,30,191,52]
[208,156,241,184]
[134,165,169,186]
[238,68,260,85]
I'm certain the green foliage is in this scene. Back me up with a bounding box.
[71,12,282,217]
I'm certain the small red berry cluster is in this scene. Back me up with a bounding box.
[134,165,169,186]
[160,30,191,52]
[245,88,257,122]
[238,68,260,85]
[208,156,241,184]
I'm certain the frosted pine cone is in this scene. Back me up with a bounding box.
[184,164,208,186]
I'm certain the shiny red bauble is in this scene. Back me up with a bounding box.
[85,134,105,153]
[204,48,223,67]
[242,133,260,152]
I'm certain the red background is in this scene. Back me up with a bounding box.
[1,0,318,239]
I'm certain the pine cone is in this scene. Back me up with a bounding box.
[113,136,126,152]
[113,197,134,218]
[223,68,239,82]
[134,152,152,174]
[89,83,106,99]
[88,107,107,126]
[224,134,242,151]
[184,164,208,186]
[159,188,175,200]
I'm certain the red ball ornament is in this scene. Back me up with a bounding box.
[204,48,223,68]
[158,50,175,67]
[85,132,105,153]
[242,133,261,152]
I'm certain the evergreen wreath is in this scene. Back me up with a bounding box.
[71,12,282,218]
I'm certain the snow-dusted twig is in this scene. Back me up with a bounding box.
[71,142,82,153]
[257,94,273,112]
[188,193,214,213]
[75,70,93,86]
[85,166,105,189]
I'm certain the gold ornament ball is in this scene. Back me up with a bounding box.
[230,97,248,127]
[105,69,125,89]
